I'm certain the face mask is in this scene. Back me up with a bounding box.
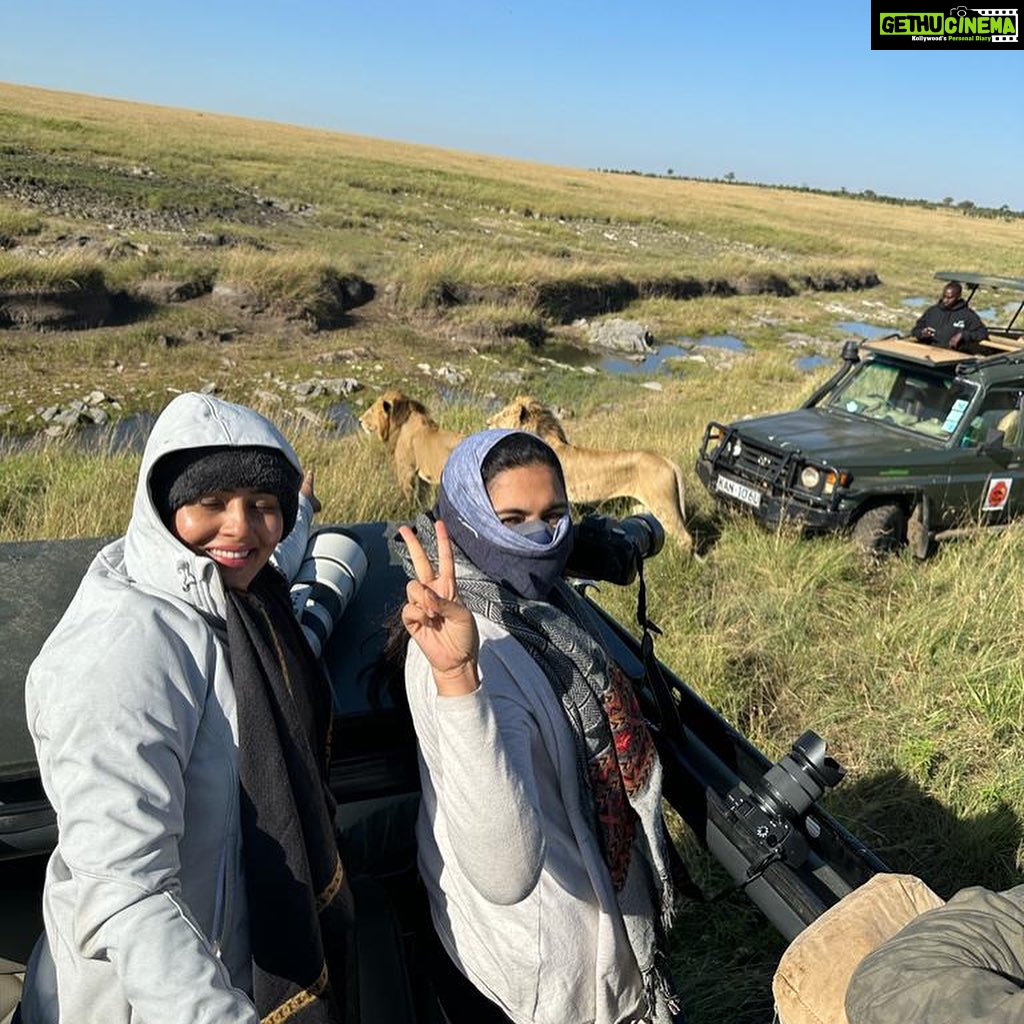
[506,519,555,545]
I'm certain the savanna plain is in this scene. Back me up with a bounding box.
[3,81,1024,1023]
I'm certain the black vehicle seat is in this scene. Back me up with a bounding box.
[351,875,419,1024]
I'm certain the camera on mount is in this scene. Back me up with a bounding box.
[707,731,846,882]
[564,512,665,586]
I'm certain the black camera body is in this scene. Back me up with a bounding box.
[706,731,848,938]
[565,512,665,585]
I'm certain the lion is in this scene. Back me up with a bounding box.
[488,395,693,551]
[359,389,464,502]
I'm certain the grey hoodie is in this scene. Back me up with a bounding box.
[22,393,313,1024]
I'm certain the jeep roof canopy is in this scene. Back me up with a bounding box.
[933,270,1024,335]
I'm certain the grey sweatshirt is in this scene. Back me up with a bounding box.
[21,393,312,1024]
[405,615,653,1024]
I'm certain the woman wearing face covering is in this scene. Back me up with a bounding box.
[21,393,355,1024]
[397,429,683,1024]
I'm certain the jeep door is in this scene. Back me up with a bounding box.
[940,388,1024,528]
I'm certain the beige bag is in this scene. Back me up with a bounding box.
[772,873,945,1024]
[0,956,24,1024]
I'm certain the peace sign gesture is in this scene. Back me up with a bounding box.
[399,519,480,697]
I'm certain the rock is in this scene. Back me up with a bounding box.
[435,365,468,385]
[291,378,362,399]
[133,278,210,304]
[212,283,263,312]
[586,318,654,353]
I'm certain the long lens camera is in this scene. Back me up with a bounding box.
[290,529,369,658]
[565,512,665,585]
[707,731,845,875]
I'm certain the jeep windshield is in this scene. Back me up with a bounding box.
[820,359,977,441]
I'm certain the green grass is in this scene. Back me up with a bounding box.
[0,250,107,291]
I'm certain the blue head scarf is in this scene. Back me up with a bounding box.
[436,429,573,600]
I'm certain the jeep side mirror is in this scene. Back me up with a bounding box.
[840,340,861,363]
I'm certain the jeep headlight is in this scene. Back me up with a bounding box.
[729,438,743,458]
[800,466,821,490]
[822,469,851,495]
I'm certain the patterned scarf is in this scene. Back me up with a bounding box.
[399,514,682,1022]
[227,567,357,1024]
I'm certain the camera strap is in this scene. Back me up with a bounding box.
[634,557,687,751]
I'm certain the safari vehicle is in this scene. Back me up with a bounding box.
[0,517,886,1020]
[697,272,1024,554]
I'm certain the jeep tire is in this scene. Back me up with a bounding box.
[852,504,906,555]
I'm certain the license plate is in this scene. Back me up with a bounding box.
[716,474,762,508]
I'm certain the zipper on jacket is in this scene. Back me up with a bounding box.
[177,559,197,594]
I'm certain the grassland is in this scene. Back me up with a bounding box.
[3,81,1024,1023]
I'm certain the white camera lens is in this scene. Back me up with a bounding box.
[290,530,368,657]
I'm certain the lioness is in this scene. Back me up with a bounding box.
[360,389,464,502]
[488,395,693,551]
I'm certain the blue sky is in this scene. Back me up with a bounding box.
[3,1,1021,209]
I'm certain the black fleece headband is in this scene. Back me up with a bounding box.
[151,445,301,536]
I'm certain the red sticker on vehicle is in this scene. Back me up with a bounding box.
[983,477,1012,511]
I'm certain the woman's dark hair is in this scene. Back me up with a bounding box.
[481,432,566,493]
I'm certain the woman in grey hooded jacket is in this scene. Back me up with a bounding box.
[21,392,352,1024]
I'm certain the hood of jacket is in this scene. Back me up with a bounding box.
[122,392,302,622]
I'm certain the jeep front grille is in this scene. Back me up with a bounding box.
[705,425,796,488]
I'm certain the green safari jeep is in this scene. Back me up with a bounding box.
[696,272,1024,554]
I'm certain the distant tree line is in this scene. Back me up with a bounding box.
[595,168,1023,221]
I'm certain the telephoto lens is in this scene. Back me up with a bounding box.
[615,513,665,563]
[565,512,665,585]
[290,529,369,658]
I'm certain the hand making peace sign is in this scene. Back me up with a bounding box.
[399,519,480,697]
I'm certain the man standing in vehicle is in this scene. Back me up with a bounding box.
[911,281,989,351]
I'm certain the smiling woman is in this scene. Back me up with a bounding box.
[149,443,300,592]
[20,393,358,1024]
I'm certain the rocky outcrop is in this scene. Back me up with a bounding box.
[396,270,880,324]
[584,318,654,353]
[212,273,375,330]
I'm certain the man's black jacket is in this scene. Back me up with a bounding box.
[911,299,989,348]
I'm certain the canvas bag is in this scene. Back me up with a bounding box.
[0,956,24,1024]
[772,872,945,1024]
